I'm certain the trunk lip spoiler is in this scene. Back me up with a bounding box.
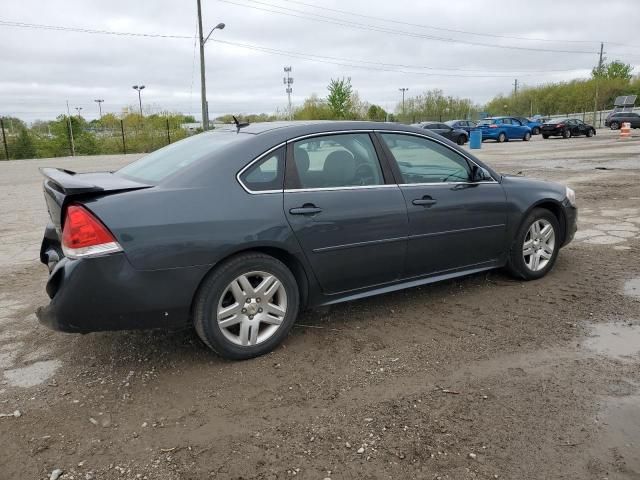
[40,167,151,195]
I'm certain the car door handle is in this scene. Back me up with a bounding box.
[412,197,437,207]
[289,205,323,215]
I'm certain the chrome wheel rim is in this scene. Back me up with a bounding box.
[216,271,287,347]
[523,219,555,272]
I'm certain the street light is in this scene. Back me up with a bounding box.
[197,0,225,130]
[75,107,83,118]
[399,88,408,116]
[94,99,104,118]
[132,85,146,116]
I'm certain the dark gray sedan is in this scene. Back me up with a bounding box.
[38,121,577,360]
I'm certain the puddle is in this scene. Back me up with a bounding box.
[584,324,640,360]
[3,359,62,388]
[593,395,640,475]
[625,278,640,300]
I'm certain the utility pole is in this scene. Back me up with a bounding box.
[399,88,408,116]
[593,42,604,128]
[66,101,75,156]
[94,99,104,118]
[0,119,9,160]
[196,0,225,131]
[283,66,294,120]
[514,79,518,98]
[197,0,208,130]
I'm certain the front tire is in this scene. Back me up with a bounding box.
[532,127,540,135]
[523,131,531,141]
[542,134,549,139]
[506,208,560,281]
[562,129,571,139]
[194,253,300,360]
[586,128,594,137]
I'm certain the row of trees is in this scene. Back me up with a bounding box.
[1,112,195,159]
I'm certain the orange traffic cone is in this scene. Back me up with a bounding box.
[620,122,631,139]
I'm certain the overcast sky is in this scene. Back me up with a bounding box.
[2,0,640,122]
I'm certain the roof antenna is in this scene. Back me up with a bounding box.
[232,115,250,133]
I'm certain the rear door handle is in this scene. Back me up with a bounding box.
[289,204,323,215]
[412,197,437,207]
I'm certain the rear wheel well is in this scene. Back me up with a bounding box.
[191,247,310,319]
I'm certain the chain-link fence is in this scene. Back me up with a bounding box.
[0,114,197,160]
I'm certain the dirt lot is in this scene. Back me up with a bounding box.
[1,130,639,480]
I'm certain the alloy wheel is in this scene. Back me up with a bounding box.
[216,271,288,346]
[522,219,555,272]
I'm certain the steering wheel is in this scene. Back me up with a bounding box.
[353,163,376,185]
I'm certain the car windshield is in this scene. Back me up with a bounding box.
[116,130,249,183]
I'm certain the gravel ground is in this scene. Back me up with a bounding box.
[1,130,639,480]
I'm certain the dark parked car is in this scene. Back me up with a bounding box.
[445,119,477,134]
[540,118,596,139]
[37,121,577,360]
[412,121,468,145]
[476,117,532,142]
[604,111,640,130]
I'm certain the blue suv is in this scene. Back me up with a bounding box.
[477,117,533,143]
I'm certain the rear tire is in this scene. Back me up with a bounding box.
[497,132,507,143]
[562,129,571,139]
[194,253,300,360]
[542,134,549,139]
[506,208,560,281]
[532,127,540,135]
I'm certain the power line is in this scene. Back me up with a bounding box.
[276,0,640,49]
[217,0,600,54]
[0,20,192,39]
[211,39,587,77]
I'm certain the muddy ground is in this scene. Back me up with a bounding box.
[1,130,639,480]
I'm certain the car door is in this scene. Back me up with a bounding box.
[376,132,507,278]
[283,132,408,294]
[501,118,515,138]
[566,119,579,135]
[574,119,587,135]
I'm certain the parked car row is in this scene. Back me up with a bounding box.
[604,111,640,130]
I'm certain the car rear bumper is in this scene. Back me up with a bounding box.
[541,128,563,136]
[479,129,500,139]
[36,253,210,333]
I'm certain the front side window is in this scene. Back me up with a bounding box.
[240,147,284,192]
[502,118,513,125]
[291,133,384,189]
[380,133,471,184]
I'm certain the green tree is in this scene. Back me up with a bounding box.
[294,94,333,120]
[12,128,36,159]
[367,104,387,121]
[327,77,353,119]
[593,60,633,81]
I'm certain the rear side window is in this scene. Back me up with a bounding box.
[117,130,247,183]
[290,133,384,189]
[380,133,470,184]
[239,147,285,192]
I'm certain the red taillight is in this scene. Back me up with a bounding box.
[489,124,498,128]
[556,124,565,128]
[62,205,121,258]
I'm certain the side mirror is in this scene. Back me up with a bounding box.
[471,165,492,182]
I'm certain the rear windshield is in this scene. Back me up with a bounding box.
[477,119,495,125]
[547,119,568,124]
[116,130,248,183]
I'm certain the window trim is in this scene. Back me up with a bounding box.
[237,129,498,195]
[374,130,499,186]
[236,142,286,194]
[284,131,392,191]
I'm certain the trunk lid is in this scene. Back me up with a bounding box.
[41,168,151,232]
